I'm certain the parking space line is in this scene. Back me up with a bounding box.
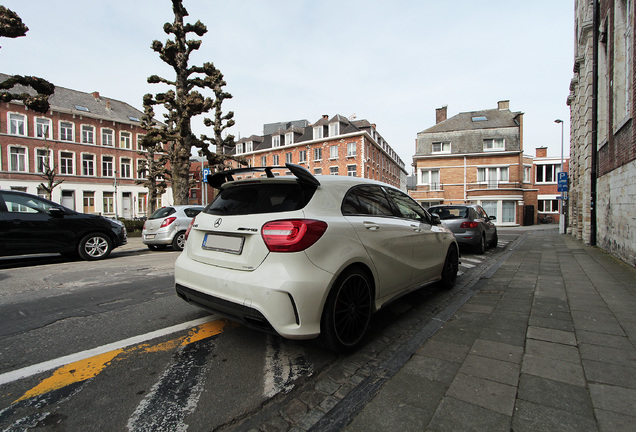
[0,316,215,386]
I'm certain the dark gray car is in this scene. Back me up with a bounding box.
[428,204,498,254]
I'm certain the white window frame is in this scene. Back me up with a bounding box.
[81,153,95,176]
[418,168,441,190]
[483,138,505,151]
[314,168,322,175]
[286,152,293,164]
[9,113,26,136]
[59,121,74,141]
[329,122,340,137]
[103,192,115,215]
[9,146,27,172]
[329,145,338,160]
[120,158,132,178]
[314,148,322,161]
[136,159,145,179]
[432,141,451,154]
[347,142,356,157]
[35,117,52,139]
[477,166,509,186]
[330,166,339,175]
[535,163,561,184]
[59,151,75,175]
[285,132,294,145]
[102,155,114,177]
[272,155,279,165]
[272,135,281,147]
[260,156,267,166]
[298,150,307,163]
[347,165,357,177]
[246,141,253,152]
[313,126,324,140]
[102,128,114,146]
[35,148,52,173]
[120,131,132,149]
[523,165,532,183]
[136,134,145,151]
[81,124,95,144]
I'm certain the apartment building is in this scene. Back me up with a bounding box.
[0,73,172,218]
[568,0,635,266]
[223,115,408,190]
[411,101,538,226]
[534,147,570,224]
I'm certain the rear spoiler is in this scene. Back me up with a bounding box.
[207,163,321,189]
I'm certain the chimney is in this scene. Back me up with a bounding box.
[536,147,548,158]
[498,100,510,110]
[92,91,100,100]
[105,99,111,110]
[435,106,448,124]
[322,114,329,120]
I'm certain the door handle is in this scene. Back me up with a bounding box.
[363,222,380,231]
[410,224,422,232]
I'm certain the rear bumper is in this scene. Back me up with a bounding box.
[174,251,335,339]
[142,230,174,245]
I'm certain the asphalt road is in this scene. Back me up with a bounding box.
[0,235,517,431]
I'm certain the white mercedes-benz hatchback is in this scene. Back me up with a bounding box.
[175,164,459,352]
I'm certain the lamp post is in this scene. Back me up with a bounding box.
[554,119,565,234]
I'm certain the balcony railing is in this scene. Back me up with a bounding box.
[467,181,523,190]
[418,183,443,192]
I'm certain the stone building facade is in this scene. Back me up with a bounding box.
[568,0,635,266]
[0,73,172,218]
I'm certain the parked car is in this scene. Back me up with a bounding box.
[428,204,498,254]
[143,205,204,251]
[0,190,127,260]
[175,164,459,352]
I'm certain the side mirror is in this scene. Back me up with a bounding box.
[431,213,441,225]
[489,215,496,221]
[48,207,66,218]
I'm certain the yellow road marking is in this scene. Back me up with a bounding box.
[12,319,231,404]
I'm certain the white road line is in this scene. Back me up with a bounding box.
[461,257,482,263]
[0,316,215,386]
[460,263,476,269]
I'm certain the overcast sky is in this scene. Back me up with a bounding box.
[2,0,574,169]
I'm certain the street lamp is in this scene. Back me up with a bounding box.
[554,119,565,234]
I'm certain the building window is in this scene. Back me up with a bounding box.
[246,141,253,152]
[82,154,95,176]
[286,152,293,164]
[483,138,505,151]
[60,151,74,174]
[120,158,132,178]
[103,192,115,214]
[9,147,27,172]
[9,113,26,136]
[285,132,294,145]
[313,126,324,140]
[314,148,322,161]
[330,145,338,159]
[83,191,95,214]
[535,164,560,183]
[502,201,516,223]
[35,118,52,138]
[136,159,146,179]
[120,132,131,149]
[136,134,145,151]
[272,135,281,147]
[81,125,95,144]
[329,122,339,137]
[137,193,147,215]
[60,121,74,141]
[102,156,114,177]
[299,150,307,163]
[102,129,114,146]
[347,142,356,157]
[314,168,322,175]
[538,199,559,213]
[524,166,532,183]
[260,156,267,166]
[419,169,441,190]
[347,165,357,177]
[36,148,52,173]
[272,155,279,165]
[432,141,451,153]
[330,166,339,175]
[478,166,509,186]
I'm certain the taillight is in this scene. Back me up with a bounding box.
[160,216,177,228]
[185,218,195,241]
[460,221,479,228]
[262,219,328,252]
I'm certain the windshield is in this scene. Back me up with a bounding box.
[205,182,316,216]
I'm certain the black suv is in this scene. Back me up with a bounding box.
[0,190,127,260]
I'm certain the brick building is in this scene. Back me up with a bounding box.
[0,73,172,218]
[411,101,538,226]
[568,0,635,266]
[221,115,408,189]
[534,147,570,224]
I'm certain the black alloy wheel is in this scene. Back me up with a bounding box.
[476,233,486,254]
[320,268,373,353]
[440,245,459,290]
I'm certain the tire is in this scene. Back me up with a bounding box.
[78,233,113,261]
[147,244,167,251]
[475,233,486,254]
[489,232,498,249]
[172,231,187,251]
[440,246,459,290]
[319,267,373,353]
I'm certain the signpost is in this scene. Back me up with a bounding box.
[557,172,568,192]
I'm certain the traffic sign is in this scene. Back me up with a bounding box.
[202,168,211,179]
[557,171,568,192]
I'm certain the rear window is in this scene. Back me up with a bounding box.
[149,207,176,219]
[430,207,469,220]
[205,182,316,216]
[184,208,203,218]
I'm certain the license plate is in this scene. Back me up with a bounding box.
[202,233,244,254]
[145,234,156,239]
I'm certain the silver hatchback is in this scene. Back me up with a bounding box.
[142,205,204,251]
[428,204,498,254]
